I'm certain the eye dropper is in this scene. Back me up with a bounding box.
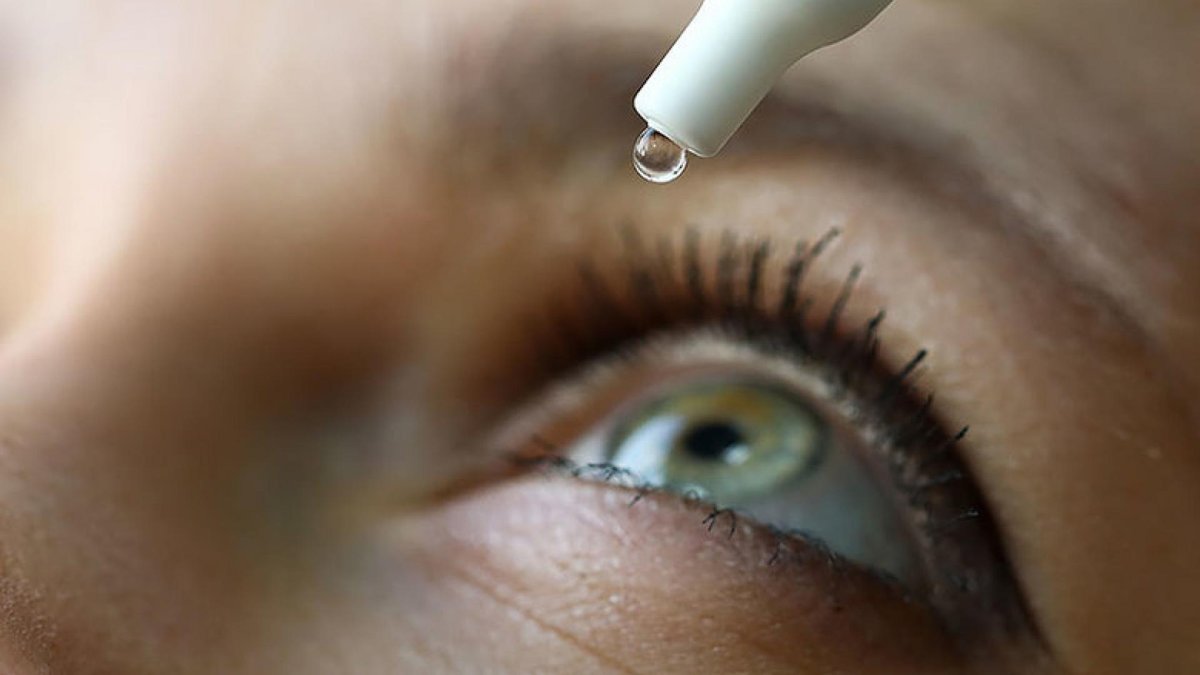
[633,0,894,183]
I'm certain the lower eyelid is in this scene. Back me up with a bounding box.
[400,474,967,673]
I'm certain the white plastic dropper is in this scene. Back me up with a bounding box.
[633,0,894,183]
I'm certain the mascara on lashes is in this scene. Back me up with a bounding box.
[516,224,1037,641]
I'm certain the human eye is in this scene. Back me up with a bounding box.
[374,10,1198,673]
[430,226,1047,671]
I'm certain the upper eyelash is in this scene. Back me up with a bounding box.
[519,223,1038,645]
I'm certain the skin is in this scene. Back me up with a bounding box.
[0,0,1198,672]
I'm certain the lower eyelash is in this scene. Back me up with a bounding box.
[519,223,1038,644]
[511,441,918,604]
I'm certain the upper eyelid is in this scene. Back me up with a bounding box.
[494,229,866,457]
[477,14,1152,349]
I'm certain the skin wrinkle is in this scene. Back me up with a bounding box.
[432,554,644,675]
[396,490,655,673]
[410,478,966,674]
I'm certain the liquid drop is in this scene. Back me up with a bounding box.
[633,127,687,184]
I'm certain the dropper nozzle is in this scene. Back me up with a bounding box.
[633,0,893,183]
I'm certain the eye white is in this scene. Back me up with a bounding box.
[568,375,925,589]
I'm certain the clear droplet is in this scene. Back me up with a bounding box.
[633,127,687,184]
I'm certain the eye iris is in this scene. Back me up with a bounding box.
[597,376,925,586]
[608,381,827,504]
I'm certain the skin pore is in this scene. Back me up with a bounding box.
[0,0,1198,672]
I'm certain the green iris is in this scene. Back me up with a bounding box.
[606,380,828,505]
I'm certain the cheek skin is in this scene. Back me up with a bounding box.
[396,477,966,674]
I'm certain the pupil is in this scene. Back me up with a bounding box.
[681,421,745,462]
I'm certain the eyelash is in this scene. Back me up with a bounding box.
[512,224,1034,644]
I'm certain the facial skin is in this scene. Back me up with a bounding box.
[0,0,1198,672]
